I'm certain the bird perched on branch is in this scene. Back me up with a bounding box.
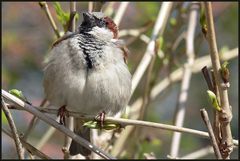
[43,12,132,157]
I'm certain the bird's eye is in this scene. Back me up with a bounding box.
[98,19,106,27]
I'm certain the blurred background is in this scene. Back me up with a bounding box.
[1,2,238,159]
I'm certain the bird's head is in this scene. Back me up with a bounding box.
[79,12,118,40]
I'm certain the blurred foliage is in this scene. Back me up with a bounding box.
[136,2,160,20]
[136,138,162,159]
[53,2,79,32]
[2,111,8,125]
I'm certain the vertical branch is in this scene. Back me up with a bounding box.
[139,55,156,119]
[69,2,76,32]
[200,108,222,159]
[169,2,198,158]
[103,2,115,16]
[210,70,221,145]
[201,67,221,148]
[204,2,233,159]
[2,99,25,159]
[88,2,93,12]
[113,2,129,26]
[93,2,105,12]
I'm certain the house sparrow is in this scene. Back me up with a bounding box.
[43,12,132,156]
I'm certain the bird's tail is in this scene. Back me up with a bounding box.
[69,118,91,156]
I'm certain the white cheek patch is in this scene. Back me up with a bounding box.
[88,26,113,40]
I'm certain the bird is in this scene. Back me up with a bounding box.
[43,12,132,157]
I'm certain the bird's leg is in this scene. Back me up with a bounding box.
[95,111,106,129]
[57,105,69,125]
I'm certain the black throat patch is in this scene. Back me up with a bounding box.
[82,48,93,69]
[77,33,106,70]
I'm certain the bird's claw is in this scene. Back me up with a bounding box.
[57,105,69,125]
[94,111,106,129]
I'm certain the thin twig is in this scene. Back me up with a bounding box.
[130,42,157,158]
[23,99,48,140]
[69,2,76,32]
[2,90,239,147]
[23,116,39,140]
[204,2,233,159]
[200,109,222,159]
[93,2,105,12]
[211,70,221,145]
[180,144,238,159]
[119,21,153,45]
[139,43,158,120]
[2,90,115,160]
[143,152,156,159]
[103,2,115,17]
[201,66,221,149]
[88,2,93,12]
[36,117,59,149]
[201,66,214,92]
[2,128,51,159]
[202,66,221,149]
[22,99,49,158]
[39,2,61,38]
[2,99,25,159]
[170,3,198,157]
[119,29,150,44]
[131,2,173,96]
[113,2,129,26]
[171,31,186,52]
[180,145,213,159]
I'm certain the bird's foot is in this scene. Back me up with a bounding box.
[94,111,106,129]
[57,105,69,125]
